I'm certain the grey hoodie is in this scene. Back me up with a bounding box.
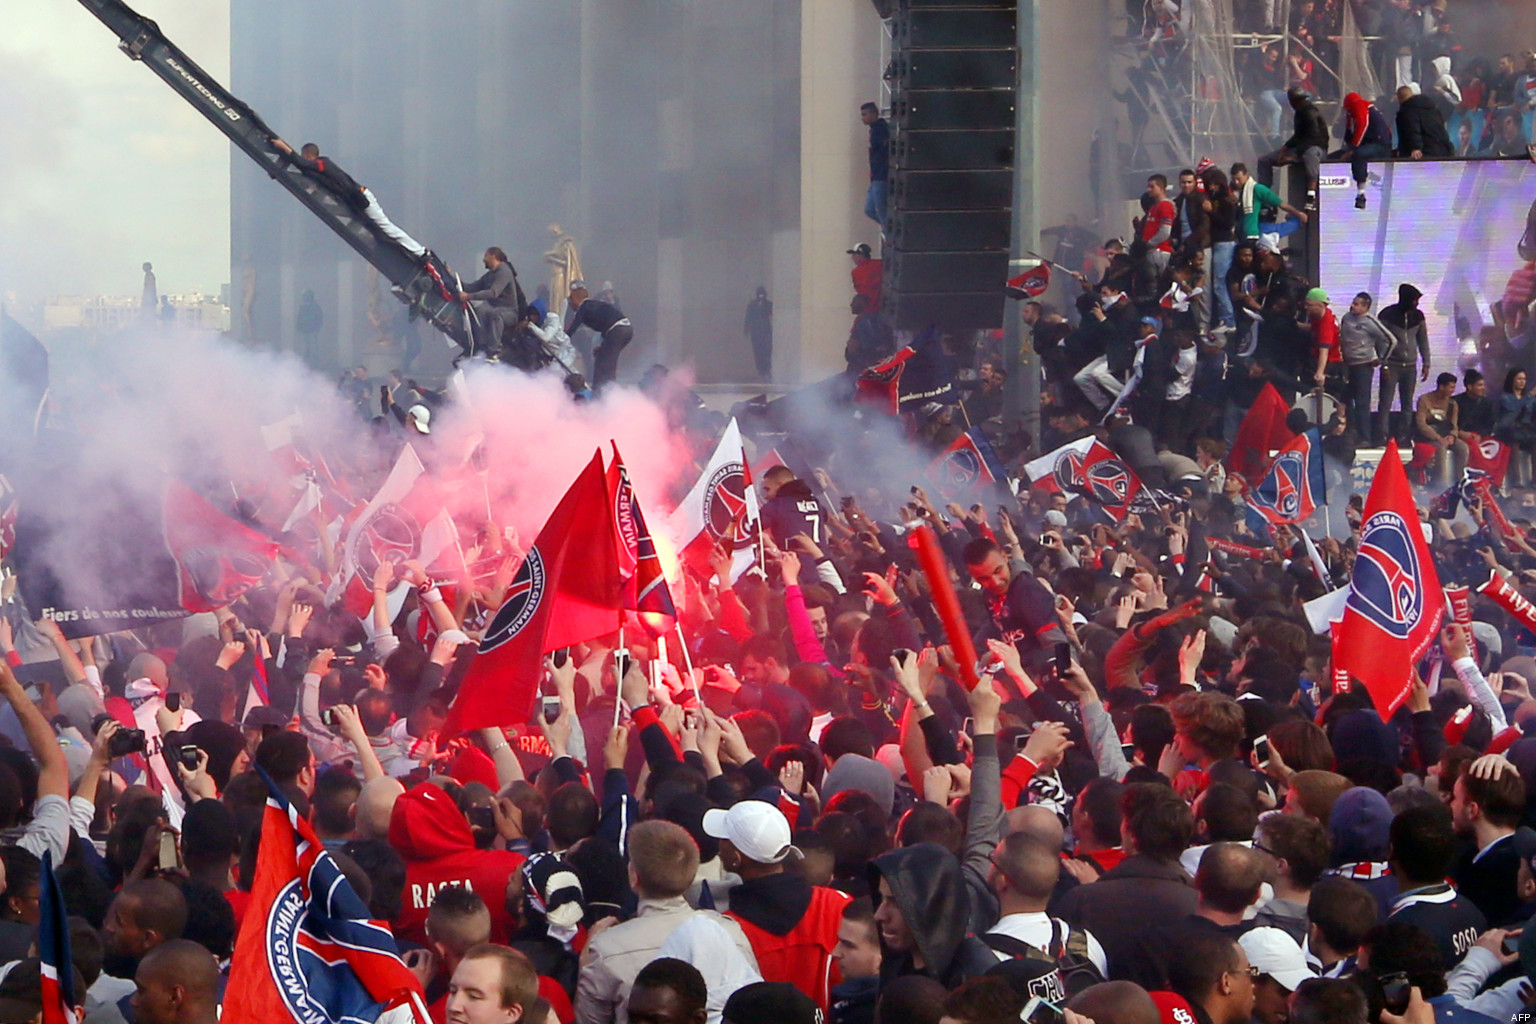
[1338,310,1395,366]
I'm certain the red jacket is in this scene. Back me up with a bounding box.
[728,882,851,1014]
[388,783,525,945]
[851,259,883,312]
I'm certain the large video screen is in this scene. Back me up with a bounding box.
[1318,159,1536,401]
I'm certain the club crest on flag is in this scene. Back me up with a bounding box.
[937,446,984,490]
[1348,510,1424,640]
[1083,456,1133,507]
[267,861,371,1022]
[350,502,422,579]
[1262,450,1305,520]
[703,463,750,543]
[1052,450,1088,494]
[177,546,272,609]
[482,550,546,652]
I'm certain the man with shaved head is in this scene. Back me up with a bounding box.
[423,887,494,1021]
[354,776,405,840]
[1068,980,1161,1024]
[1005,805,1065,850]
[131,940,219,1024]
[983,833,1108,985]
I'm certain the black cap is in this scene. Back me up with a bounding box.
[723,983,822,1024]
[846,243,873,258]
[242,706,289,731]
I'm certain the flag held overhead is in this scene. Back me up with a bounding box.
[1335,441,1445,720]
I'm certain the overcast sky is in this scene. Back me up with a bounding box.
[1,0,229,309]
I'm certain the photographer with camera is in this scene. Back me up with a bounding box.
[71,717,136,840]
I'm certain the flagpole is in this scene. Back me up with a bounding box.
[676,624,704,710]
[613,624,627,734]
[1023,249,1073,274]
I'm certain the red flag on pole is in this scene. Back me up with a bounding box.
[162,481,280,614]
[608,446,678,629]
[443,452,623,733]
[1228,383,1296,485]
[1335,441,1445,720]
[1005,264,1051,299]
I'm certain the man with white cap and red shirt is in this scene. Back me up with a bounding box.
[706,799,852,1016]
[1238,927,1316,1024]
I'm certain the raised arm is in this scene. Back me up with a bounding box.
[329,702,386,783]
[479,727,526,788]
[36,618,87,687]
[403,560,459,635]
[0,662,68,803]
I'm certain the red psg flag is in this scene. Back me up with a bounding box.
[163,480,280,614]
[1248,429,1325,525]
[607,446,677,628]
[1005,264,1050,299]
[1335,441,1445,720]
[444,452,623,732]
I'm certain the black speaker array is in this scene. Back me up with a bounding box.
[880,0,1017,331]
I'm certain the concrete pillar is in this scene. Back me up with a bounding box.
[796,0,884,383]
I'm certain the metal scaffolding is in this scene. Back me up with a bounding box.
[1107,0,1380,183]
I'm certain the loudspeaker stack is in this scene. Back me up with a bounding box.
[880,0,1018,331]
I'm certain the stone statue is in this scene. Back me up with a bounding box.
[543,224,584,314]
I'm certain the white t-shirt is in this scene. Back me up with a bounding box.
[1167,345,1198,400]
[985,911,1109,976]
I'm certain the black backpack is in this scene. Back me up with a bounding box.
[980,919,1106,999]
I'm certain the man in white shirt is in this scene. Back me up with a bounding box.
[981,831,1108,997]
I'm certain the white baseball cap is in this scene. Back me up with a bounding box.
[407,404,431,434]
[1239,927,1315,992]
[702,800,797,864]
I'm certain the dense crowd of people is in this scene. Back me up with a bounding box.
[3,9,1536,1024]
[3,274,1536,1024]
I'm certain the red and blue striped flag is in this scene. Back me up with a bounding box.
[224,780,427,1024]
[39,851,75,1024]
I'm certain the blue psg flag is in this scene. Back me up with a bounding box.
[1249,429,1325,525]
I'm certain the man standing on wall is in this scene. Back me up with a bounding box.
[861,103,890,232]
